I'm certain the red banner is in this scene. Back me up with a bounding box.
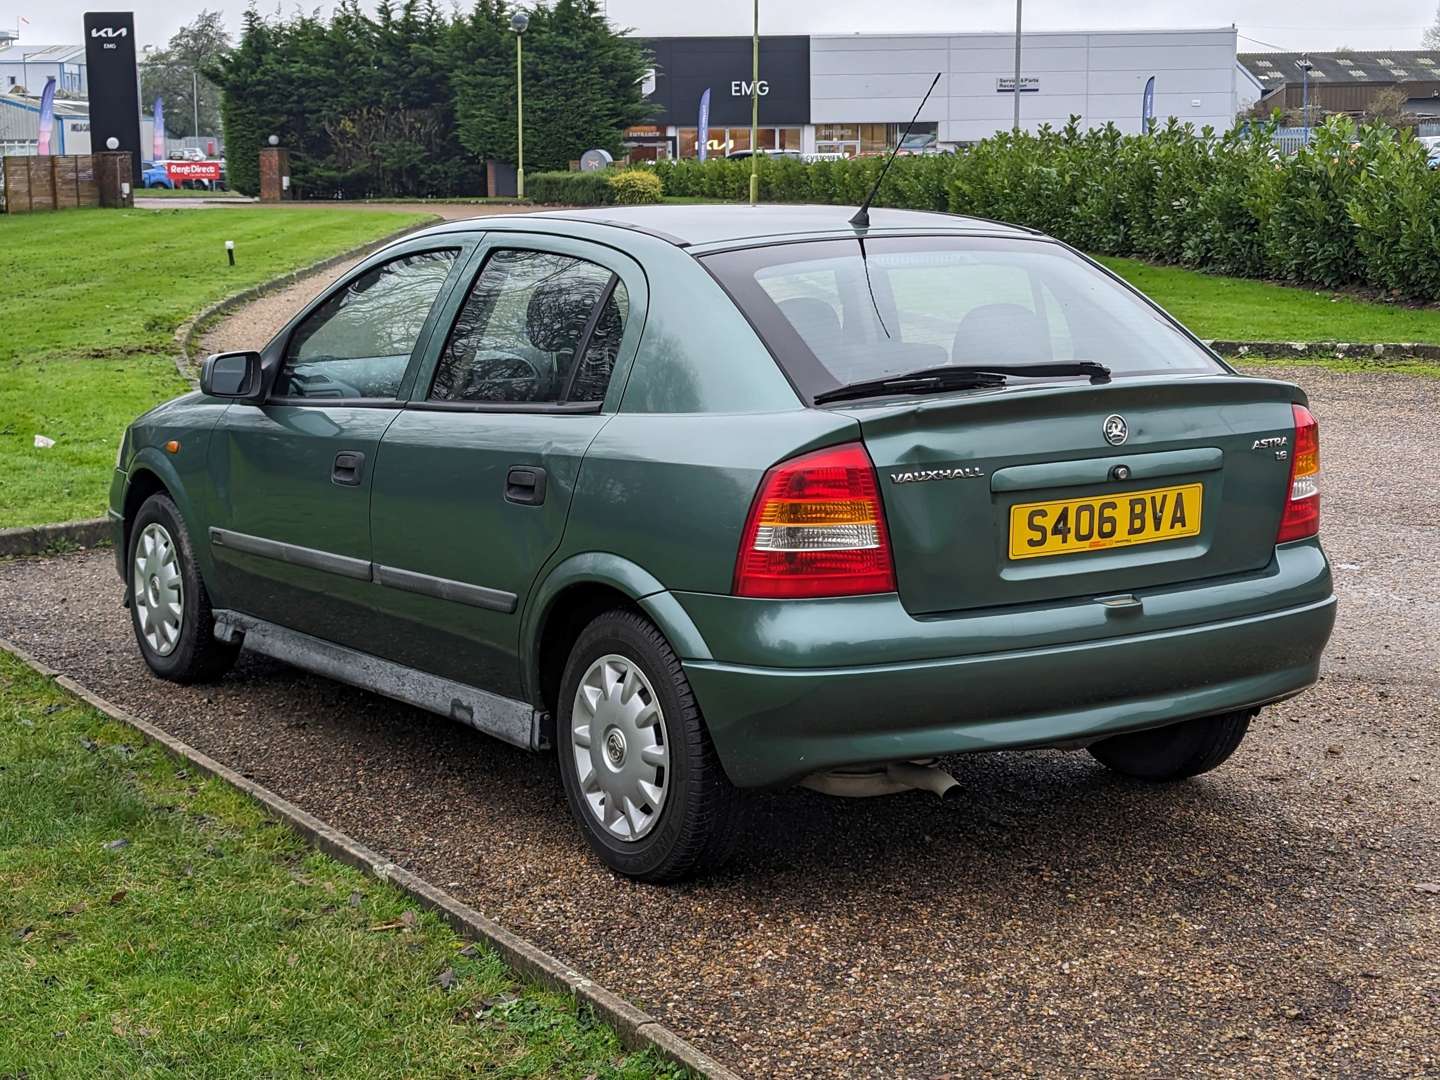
[165,161,222,183]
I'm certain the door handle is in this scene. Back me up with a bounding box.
[505,465,547,505]
[332,450,365,487]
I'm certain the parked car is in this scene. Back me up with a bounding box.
[1418,135,1440,168]
[724,148,802,161]
[140,161,174,189]
[111,206,1335,881]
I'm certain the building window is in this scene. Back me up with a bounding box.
[676,126,803,159]
[815,122,936,157]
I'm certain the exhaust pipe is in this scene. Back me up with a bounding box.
[801,760,961,800]
[884,762,961,801]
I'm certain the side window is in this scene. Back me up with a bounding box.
[429,249,629,405]
[275,249,458,400]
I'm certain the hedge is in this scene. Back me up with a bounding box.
[651,116,1440,300]
[526,167,662,207]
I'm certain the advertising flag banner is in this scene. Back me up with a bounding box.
[36,77,57,155]
[1142,76,1156,134]
[697,87,711,162]
[153,97,166,160]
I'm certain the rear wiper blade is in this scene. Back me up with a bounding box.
[939,361,1112,384]
[813,361,1111,406]
[814,368,1006,405]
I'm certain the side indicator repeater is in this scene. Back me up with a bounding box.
[164,440,181,454]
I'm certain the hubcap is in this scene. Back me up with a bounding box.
[571,654,669,842]
[133,522,183,657]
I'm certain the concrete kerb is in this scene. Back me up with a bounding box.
[171,215,445,385]
[0,517,110,558]
[0,636,743,1080]
[1207,339,1440,363]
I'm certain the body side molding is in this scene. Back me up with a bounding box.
[209,528,519,612]
[209,527,371,581]
[212,610,544,751]
[373,564,517,613]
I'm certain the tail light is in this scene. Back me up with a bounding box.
[734,442,896,598]
[1276,404,1320,543]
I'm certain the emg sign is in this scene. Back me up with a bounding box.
[642,36,810,125]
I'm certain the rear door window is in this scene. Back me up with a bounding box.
[429,249,629,405]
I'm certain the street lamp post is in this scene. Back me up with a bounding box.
[1011,0,1023,132]
[1297,55,1313,145]
[511,11,529,199]
[749,0,758,206]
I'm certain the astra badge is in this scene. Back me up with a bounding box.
[889,466,984,484]
[1102,414,1129,446]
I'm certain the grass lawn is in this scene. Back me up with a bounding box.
[0,650,685,1079]
[1098,257,1440,345]
[0,207,432,528]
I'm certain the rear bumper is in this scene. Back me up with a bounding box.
[674,542,1335,787]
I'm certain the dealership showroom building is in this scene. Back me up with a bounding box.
[627,28,1260,159]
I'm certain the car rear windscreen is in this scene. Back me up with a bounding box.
[701,236,1225,400]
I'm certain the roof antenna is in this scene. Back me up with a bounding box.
[850,71,942,230]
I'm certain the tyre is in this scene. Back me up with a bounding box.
[128,493,238,683]
[556,608,743,882]
[1087,710,1253,781]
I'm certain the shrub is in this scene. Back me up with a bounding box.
[607,168,662,205]
[645,115,1440,300]
[526,170,614,206]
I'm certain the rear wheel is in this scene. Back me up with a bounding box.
[556,609,743,882]
[1087,710,1252,781]
[128,493,238,683]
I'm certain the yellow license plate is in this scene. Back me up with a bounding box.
[1008,483,1203,560]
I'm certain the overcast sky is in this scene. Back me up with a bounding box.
[7,0,1437,54]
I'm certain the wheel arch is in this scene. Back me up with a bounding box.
[524,553,713,720]
[121,450,216,589]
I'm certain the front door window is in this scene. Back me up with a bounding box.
[275,249,459,400]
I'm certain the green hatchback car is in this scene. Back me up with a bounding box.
[111,206,1335,881]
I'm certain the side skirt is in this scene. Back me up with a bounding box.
[212,609,547,752]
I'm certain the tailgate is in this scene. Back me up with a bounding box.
[844,376,1303,616]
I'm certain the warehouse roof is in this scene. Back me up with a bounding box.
[1240,51,1440,89]
[0,44,86,64]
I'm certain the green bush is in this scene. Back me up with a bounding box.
[649,116,1440,300]
[526,170,615,205]
[607,168,662,204]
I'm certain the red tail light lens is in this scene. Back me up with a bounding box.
[734,442,897,598]
[1276,404,1320,543]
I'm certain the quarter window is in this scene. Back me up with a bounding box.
[275,249,458,400]
[430,249,629,405]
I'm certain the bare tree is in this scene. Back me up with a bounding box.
[1425,3,1440,49]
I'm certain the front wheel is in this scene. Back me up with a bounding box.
[1087,710,1253,781]
[128,493,238,683]
[556,609,743,882]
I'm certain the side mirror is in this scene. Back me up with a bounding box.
[200,351,263,400]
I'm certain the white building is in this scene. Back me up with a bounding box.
[0,89,93,156]
[631,27,1259,159]
[0,44,87,98]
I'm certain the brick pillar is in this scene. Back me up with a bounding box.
[259,147,293,202]
[96,152,134,209]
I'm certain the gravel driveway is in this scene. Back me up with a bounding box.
[1,364,1436,1078]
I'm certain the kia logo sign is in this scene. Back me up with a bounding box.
[729,80,769,97]
[90,26,128,37]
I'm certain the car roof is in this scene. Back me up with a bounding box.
[419,203,1038,251]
